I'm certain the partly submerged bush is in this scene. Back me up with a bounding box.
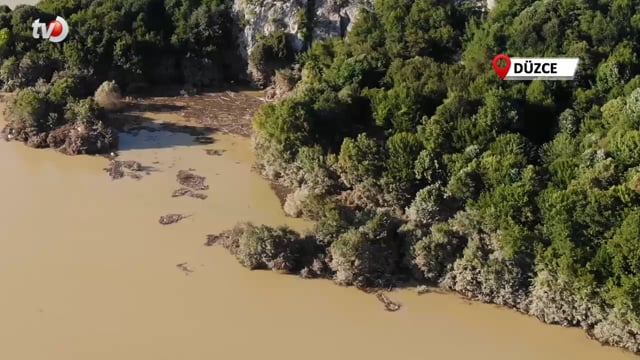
[236,223,302,273]
[64,97,103,124]
[3,89,117,154]
[329,212,400,287]
[94,80,122,111]
[4,87,50,133]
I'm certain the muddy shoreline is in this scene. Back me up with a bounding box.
[1,88,264,158]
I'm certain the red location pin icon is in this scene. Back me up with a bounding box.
[492,54,511,80]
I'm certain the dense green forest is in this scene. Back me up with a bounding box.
[0,0,243,152]
[240,0,640,353]
[0,0,239,89]
[1,0,640,353]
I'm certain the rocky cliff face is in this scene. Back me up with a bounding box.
[232,0,372,84]
[232,0,492,85]
[310,0,372,40]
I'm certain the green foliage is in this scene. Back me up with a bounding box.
[605,209,640,279]
[253,97,311,160]
[4,0,640,349]
[48,73,83,104]
[337,133,384,187]
[64,97,102,125]
[382,132,423,205]
[94,80,122,111]
[329,212,399,286]
[235,223,302,272]
[406,183,448,226]
[249,29,294,68]
[6,87,50,131]
[408,221,466,282]
[246,1,640,344]
[295,8,310,43]
[3,0,239,90]
[0,27,10,56]
[0,56,19,90]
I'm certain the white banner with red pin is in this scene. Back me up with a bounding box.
[493,54,579,80]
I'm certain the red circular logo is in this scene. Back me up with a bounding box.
[47,20,63,37]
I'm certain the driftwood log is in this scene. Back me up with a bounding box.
[159,214,189,225]
[172,187,208,199]
[375,292,401,312]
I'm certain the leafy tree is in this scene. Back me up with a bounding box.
[337,133,384,187]
[382,132,423,205]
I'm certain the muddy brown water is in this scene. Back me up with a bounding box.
[0,107,636,359]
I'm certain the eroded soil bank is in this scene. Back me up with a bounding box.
[0,107,636,359]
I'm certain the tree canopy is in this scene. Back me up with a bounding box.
[249,0,640,352]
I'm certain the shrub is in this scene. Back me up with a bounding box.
[0,28,10,57]
[249,30,295,86]
[64,97,103,125]
[274,67,300,95]
[5,87,50,132]
[329,213,399,287]
[17,51,59,87]
[236,223,302,273]
[406,183,448,226]
[94,80,122,111]
[49,74,84,105]
[409,221,466,282]
[337,133,384,187]
[0,57,20,90]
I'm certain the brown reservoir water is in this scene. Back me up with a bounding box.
[0,109,636,360]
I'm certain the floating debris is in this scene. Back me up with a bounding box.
[176,170,209,190]
[204,230,237,248]
[416,285,430,295]
[104,160,147,180]
[121,160,142,171]
[172,188,191,197]
[205,234,222,246]
[375,292,401,312]
[172,187,208,200]
[195,136,214,144]
[159,213,189,225]
[205,149,224,156]
[176,262,194,275]
[104,161,125,179]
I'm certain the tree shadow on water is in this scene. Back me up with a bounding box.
[119,102,187,113]
[112,113,218,151]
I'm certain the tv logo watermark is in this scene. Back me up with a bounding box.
[32,16,69,43]
[493,54,579,80]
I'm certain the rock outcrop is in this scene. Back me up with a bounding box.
[232,0,372,84]
[311,0,372,40]
[233,0,307,62]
